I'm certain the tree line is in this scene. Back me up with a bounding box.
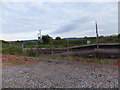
[1,34,120,46]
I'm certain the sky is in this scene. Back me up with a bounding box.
[0,0,118,41]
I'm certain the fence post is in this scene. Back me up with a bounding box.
[67,39,69,57]
[22,43,24,52]
[51,39,53,58]
[95,22,99,58]
[9,42,11,47]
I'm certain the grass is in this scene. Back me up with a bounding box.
[2,46,23,55]
[38,55,113,65]
[47,60,53,63]
[2,53,119,65]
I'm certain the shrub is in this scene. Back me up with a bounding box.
[47,60,53,63]
[2,46,23,55]
[25,49,36,57]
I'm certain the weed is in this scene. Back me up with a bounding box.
[47,60,53,63]
[25,49,36,57]
[2,46,23,55]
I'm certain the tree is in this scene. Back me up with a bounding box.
[1,40,8,44]
[118,34,120,38]
[55,36,61,40]
[84,36,88,39]
[42,35,52,44]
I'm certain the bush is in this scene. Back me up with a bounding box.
[2,46,23,55]
[25,49,36,57]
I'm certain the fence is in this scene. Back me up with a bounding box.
[2,39,92,48]
[23,43,119,59]
[2,41,119,59]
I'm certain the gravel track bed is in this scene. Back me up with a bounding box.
[2,59,118,88]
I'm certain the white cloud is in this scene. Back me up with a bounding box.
[1,0,119,2]
[1,2,118,41]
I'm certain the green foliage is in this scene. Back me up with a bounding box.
[47,60,53,63]
[1,34,119,51]
[68,39,87,47]
[42,35,52,44]
[55,36,61,40]
[25,49,36,57]
[53,40,67,48]
[118,34,120,38]
[2,46,23,55]
[1,40,9,44]
[0,48,2,54]
[99,35,119,43]
[39,45,51,48]
[97,59,109,64]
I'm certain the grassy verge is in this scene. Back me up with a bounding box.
[2,46,119,65]
[37,55,118,65]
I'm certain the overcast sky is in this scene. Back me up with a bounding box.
[0,1,118,41]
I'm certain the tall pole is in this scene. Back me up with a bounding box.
[95,22,99,49]
[9,42,11,47]
[39,30,42,42]
[38,30,42,47]
[38,30,42,54]
[38,30,42,42]
[22,41,24,52]
[95,22,99,58]
[51,39,53,57]
[67,39,69,57]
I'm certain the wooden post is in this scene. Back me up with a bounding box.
[96,22,99,49]
[9,42,11,47]
[22,42,24,52]
[67,39,69,57]
[51,39,53,57]
[95,22,99,58]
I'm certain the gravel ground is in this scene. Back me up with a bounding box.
[2,59,118,88]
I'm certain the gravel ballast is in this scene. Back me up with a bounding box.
[2,59,118,88]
